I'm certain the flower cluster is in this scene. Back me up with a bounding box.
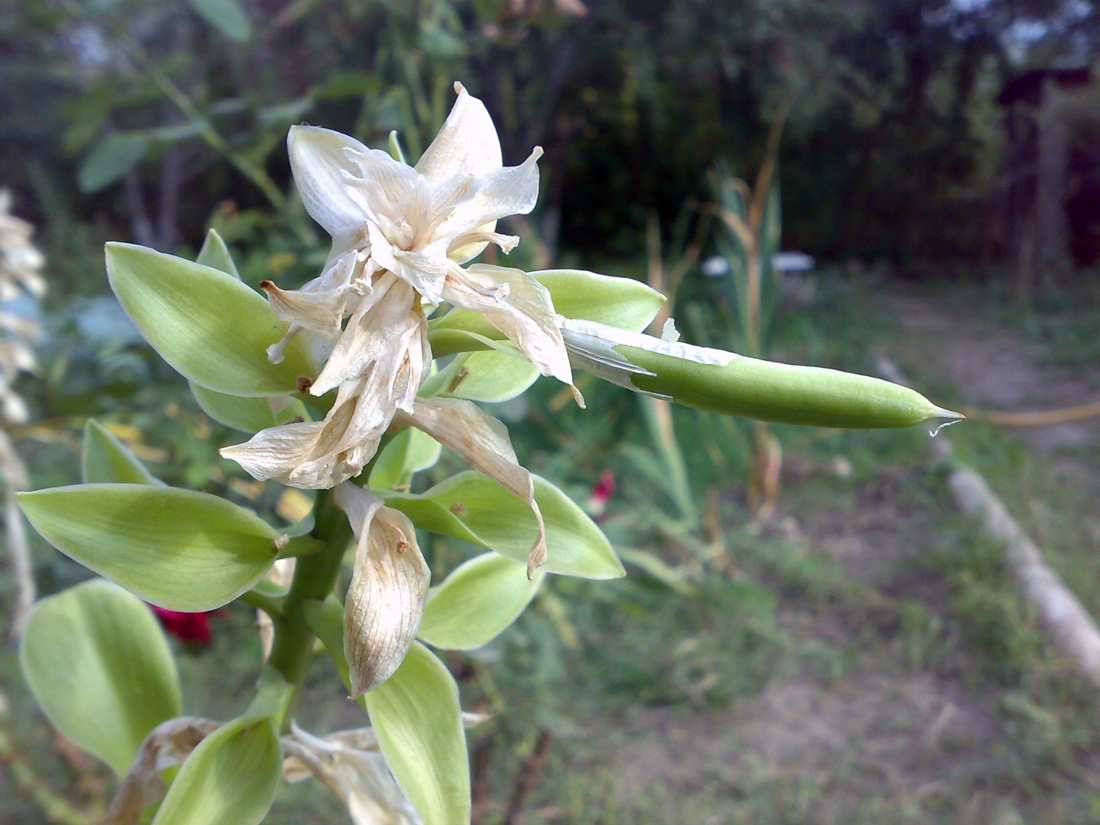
[221,83,578,693]
[222,83,576,494]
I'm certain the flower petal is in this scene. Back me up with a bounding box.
[415,82,503,183]
[401,397,549,575]
[367,223,450,304]
[442,264,578,401]
[289,126,372,238]
[310,274,426,397]
[220,378,384,489]
[282,726,423,825]
[344,149,422,227]
[434,147,543,241]
[335,483,430,697]
[105,717,221,825]
[260,280,349,343]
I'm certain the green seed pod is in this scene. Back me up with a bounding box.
[562,319,961,430]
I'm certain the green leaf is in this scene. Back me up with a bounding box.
[419,554,543,650]
[186,0,252,42]
[106,243,315,396]
[419,22,467,59]
[302,596,350,691]
[366,643,469,825]
[368,427,442,490]
[191,384,310,433]
[19,579,182,776]
[534,270,665,332]
[152,715,281,825]
[384,472,624,580]
[78,133,148,193]
[195,229,240,279]
[82,419,163,486]
[18,484,280,611]
[435,350,540,404]
[431,270,664,348]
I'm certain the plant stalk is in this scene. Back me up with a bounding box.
[261,489,352,729]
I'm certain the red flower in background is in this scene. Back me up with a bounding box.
[587,470,616,518]
[150,605,212,646]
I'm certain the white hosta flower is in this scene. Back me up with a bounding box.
[222,82,575,489]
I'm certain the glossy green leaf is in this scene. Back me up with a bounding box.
[384,472,623,580]
[191,384,310,433]
[436,350,540,403]
[368,427,443,490]
[18,484,280,611]
[366,643,469,825]
[82,419,163,486]
[106,243,315,397]
[186,0,252,42]
[19,579,182,775]
[195,229,240,279]
[78,133,148,193]
[419,554,543,650]
[431,269,664,347]
[152,715,281,825]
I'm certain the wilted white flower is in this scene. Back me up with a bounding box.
[334,482,430,698]
[104,717,222,825]
[282,718,488,825]
[283,725,424,825]
[335,395,548,695]
[222,82,576,489]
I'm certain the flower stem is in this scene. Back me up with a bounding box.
[261,489,352,729]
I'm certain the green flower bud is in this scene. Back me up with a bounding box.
[562,319,961,430]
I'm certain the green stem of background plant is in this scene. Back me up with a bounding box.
[137,58,287,210]
[258,489,352,730]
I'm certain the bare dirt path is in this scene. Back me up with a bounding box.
[883,287,1098,455]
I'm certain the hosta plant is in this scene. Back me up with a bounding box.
[18,83,960,825]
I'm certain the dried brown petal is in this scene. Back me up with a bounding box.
[401,397,548,576]
[334,484,430,697]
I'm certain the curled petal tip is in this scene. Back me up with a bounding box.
[453,80,467,95]
[526,546,547,580]
[571,385,586,410]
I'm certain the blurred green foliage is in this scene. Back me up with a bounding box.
[2,0,1098,296]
